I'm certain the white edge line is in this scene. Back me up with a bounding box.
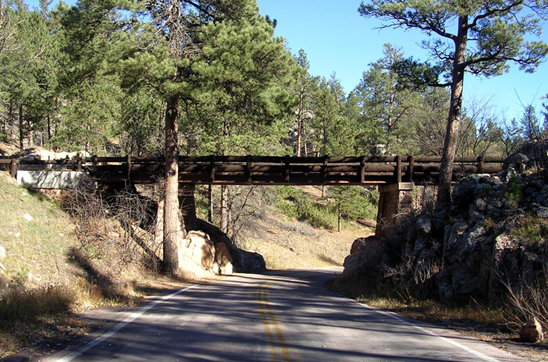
[354,301,502,362]
[55,284,198,362]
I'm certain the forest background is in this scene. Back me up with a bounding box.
[2,0,548,162]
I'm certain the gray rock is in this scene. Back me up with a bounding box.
[342,238,386,279]
[451,264,481,294]
[475,198,487,211]
[503,153,529,172]
[502,167,520,183]
[232,249,265,273]
[416,215,432,235]
[452,177,480,210]
[195,219,265,273]
[447,221,469,248]
[537,206,548,218]
[474,183,491,198]
[536,194,548,205]
[436,269,454,300]
[492,176,503,186]
[350,236,381,255]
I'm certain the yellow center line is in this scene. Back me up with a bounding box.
[257,281,291,362]
[256,287,276,362]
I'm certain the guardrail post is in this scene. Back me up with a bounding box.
[246,155,252,183]
[76,155,82,172]
[10,159,18,179]
[209,155,216,183]
[396,156,402,183]
[322,156,328,184]
[477,155,484,173]
[407,156,414,182]
[284,156,291,183]
[127,154,132,181]
[360,156,366,183]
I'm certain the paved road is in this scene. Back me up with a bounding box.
[38,269,529,362]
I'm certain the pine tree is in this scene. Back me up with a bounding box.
[359,0,548,208]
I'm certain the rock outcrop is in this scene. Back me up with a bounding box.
[344,153,548,303]
[342,236,386,280]
[178,231,233,277]
[195,219,266,273]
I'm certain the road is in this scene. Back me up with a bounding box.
[38,269,529,362]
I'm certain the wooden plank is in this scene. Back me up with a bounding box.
[408,156,414,182]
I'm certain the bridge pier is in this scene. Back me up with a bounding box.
[179,183,197,232]
[375,182,414,239]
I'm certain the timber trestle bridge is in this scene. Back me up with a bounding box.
[1,155,505,186]
[1,154,506,238]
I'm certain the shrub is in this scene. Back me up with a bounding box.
[506,281,548,333]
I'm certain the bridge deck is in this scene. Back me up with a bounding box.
[1,155,505,186]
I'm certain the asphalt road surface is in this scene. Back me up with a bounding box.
[38,269,530,362]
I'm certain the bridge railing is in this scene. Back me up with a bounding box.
[1,155,505,185]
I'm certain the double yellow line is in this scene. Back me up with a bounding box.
[256,281,291,362]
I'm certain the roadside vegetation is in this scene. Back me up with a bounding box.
[0,171,157,357]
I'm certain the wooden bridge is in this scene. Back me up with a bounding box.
[1,155,505,185]
[1,154,506,239]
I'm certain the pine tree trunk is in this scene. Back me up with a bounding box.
[208,185,213,223]
[8,101,13,138]
[47,114,51,140]
[154,198,164,255]
[437,15,468,209]
[296,118,302,157]
[163,94,182,274]
[296,87,305,157]
[27,118,32,147]
[220,185,228,234]
[19,104,24,151]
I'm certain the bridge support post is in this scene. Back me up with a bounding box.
[375,182,414,239]
[179,183,197,232]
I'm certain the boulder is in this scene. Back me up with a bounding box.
[214,242,233,275]
[416,215,432,235]
[179,231,216,276]
[451,176,479,211]
[503,153,529,173]
[195,219,266,273]
[232,249,266,273]
[350,236,380,255]
[536,206,548,219]
[519,318,544,343]
[342,237,385,279]
[179,230,236,276]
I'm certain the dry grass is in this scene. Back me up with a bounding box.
[0,171,155,358]
[357,295,507,328]
[238,209,372,270]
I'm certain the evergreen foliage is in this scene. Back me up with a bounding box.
[0,0,545,235]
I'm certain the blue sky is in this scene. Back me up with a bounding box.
[256,0,548,122]
[25,0,548,122]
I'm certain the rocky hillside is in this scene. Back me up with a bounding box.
[343,154,548,338]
